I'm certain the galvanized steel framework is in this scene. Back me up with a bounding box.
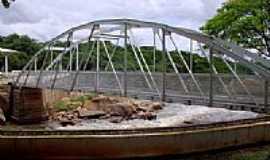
[14,19,270,108]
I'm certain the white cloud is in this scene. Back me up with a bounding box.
[0,0,225,42]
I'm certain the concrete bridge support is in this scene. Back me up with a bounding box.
[10,85,47,124]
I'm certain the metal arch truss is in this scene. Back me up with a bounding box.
[15,18,270,108]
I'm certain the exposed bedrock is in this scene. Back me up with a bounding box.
[50,95,163,126]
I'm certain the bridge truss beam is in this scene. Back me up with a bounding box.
[14,19,270,108]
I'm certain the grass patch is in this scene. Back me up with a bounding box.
[53,100,69,112]
[85,92,97,100]
[70,93,96,102]
[53,93,97,112]
[70,96,87,103]
[53,100,81,112]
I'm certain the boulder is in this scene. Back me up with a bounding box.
[60,119,76,127]
[56,111,79,126]
[92,95,117,104]
[51,95,163,123]
[109,116,123,123]
[105,103,136,118]
[137,111,156,120]
[136,106,148,112]
[149,102,163,111]
[78,110,106,119]
[54,111,66,119]
[99,114,111,119]
[144,112,157,120]
[66,113,76,120]
[183,121,194,125]
[136,101,162,112]
[83,100,99,110]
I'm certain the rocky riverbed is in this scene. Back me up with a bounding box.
[45,94,259,130]
[48,94,163,127]
[0,92,260,130]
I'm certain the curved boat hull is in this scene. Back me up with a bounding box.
[1,117,270,159]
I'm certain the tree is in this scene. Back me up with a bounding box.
[0,34,42,56]
[201,0,270,56]
[0,34,42,71]
[1,0,15,8]
[0,33,250,74]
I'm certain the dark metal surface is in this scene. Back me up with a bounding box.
[0,116,270,159]
[1,116,270,135]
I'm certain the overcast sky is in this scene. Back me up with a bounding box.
[0,0,225,42]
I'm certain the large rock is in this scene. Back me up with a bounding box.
[149,102,163,111]
[83,100,99,110]
[53,111,79,126]
[51,95,163,123]
[136,101,162,112]
[92,95,118,104]
[77,108,106,119]
[59,119,76,127]
[109,116,123,123]
[105,103,136,118]
[137,111,157,120]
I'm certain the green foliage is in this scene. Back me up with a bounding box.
[201,0,270,56]
[70,95,90,104]
[0,34,41,54]
[53,100,70,112]
[54,97,83,112]
[54,93,96,111]
[84,92,97,100]
[0,33,252,74]
[0,34,43,71]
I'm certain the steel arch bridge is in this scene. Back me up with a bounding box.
[14,19,270,109]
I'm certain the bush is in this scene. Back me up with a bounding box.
[54,100,69,112]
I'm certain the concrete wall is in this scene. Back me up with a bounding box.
[21,72,267,95]
[19,71,269,105]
